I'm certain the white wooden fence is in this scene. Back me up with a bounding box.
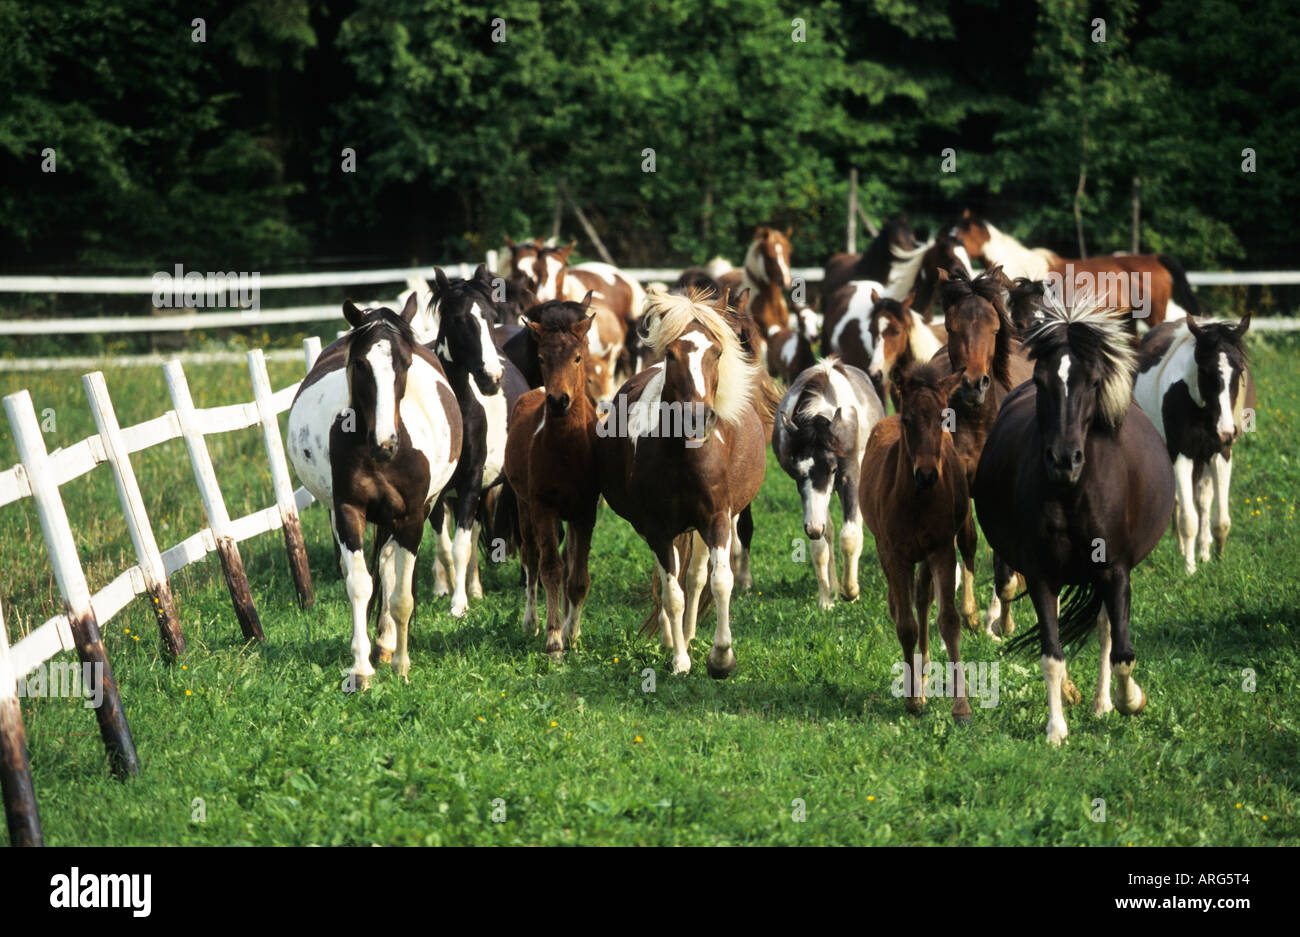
[0,336,325,846]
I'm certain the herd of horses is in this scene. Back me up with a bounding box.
[285,212,1255,745]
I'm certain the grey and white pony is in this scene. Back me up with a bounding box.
[773,357,886,608]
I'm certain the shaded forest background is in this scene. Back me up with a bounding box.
[2,0,1295,276]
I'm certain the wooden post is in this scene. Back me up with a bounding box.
[847,169,858,254]
[163,362,265,642]
[0,601,42,846]
[551,190,563,242]
[83,372,185,659]
[1131,177,1141,254]
[247,350,313,608]
[304,336,322,372]
[2,390,140,779]
[856,204,880,239]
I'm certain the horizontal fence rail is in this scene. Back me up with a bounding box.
[2,264,1297,337]
[0,338,324,845]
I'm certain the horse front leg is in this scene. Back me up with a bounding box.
[561,509,595,649]
[931,545,969,722]
[1172,454,1198,574]
[431,500,455,595]
[1211,452,1233,557]
[533,508,565,659]
[653,542,688,673]
[705,515,738,679]
[518,505,540,636]
[836,473,863,602]
[957,512,979,631]
[1103,567,1146,716]
[449,482,483,618]
[883,554,923,713]
[1093,605,1114,717]
[680,531,711,646]
[334,503,375,692]
[1195,467,1214,565]
[732,506,754,593]
[388,520,423,682]
[374,535,397,664]
[1028,578,1068,745]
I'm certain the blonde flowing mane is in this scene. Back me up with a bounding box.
[1023,284,1137,428]
[885,240,931,299]
[981,221,1053,281]
[642,287,760,427]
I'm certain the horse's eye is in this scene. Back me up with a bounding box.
[575,355,582,363]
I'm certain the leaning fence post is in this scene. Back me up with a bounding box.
[247,350,313,608]
[2,390,140,780]
[162,361,265,642]
[0,601,42,846]
[83,372,185,659]
[303,336,322,372]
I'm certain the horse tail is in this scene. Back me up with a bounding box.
[490,481,520,558]
[1157,254,1200,317]
[365,525,391,628]
[1003,582,1105,658]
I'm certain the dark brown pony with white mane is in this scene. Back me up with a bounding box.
[861,363,973,721]
[974,288,1174,745]
[597,288,769,677]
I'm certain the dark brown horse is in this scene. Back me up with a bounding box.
[822,218,918,299]
[597,288,768,677]
[861,363,972,721]
[928,267,1034,635]
[974,289,1174,745]
[502,294,600,657]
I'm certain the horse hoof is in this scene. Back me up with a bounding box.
[1061,678,1082,706]
[963,612,981,632]
[903,697,925,715]
[345,671,372,693]
[375,647,393,664]
[840,586,859,603]
[450,601,468,618]
[818,595,835,611]
[1093,695,1114,717]
[1116,687,1147,716]
[953,709,972,725]
[705,648,736,679]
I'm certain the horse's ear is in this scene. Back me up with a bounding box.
[1235,310,1252,339]
[784,226,793,239]
[936,268,951,283]
[961,208,972,219]
[578,289,593,311]
[343,300,366,329]
[559,241,576,261]
[901,293,915,313]
[1186,316,1204,339]
[712,289,730,314]
[780,409,797,433]
[504,235,516,249]
[400,290,420,323]
[433,266,451,299]
[985,264,1006,285]
[526,320,544,340]
[572,312,596,338]
[870,289,881,304]
[732,288,751,316]
[474,263,493,286]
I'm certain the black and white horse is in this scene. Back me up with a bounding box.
[287,296,462,689]
[1133,313,1255,574]
[773,358,885,608]
[425,265,528,616]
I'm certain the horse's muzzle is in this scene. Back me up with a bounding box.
[546,393,572,417]
[475,372,502,396]
[958,375,990,407]
[913,467,939,490]
[1045,447,1083,485]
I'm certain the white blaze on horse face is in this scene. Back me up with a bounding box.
[1216,352,1235,437]
[801,477,833,538]
[868,317,889,377]
[469,302,504,380]
[680,333,711,403]
[1057,353,1072,401]
[537,254,565,302]
[774,243,792,288]
[516,255,539,293]
[365,339,399,449]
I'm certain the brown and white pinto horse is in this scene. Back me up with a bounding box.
[597,288,767,677]
[822,218,918,299]
[287,296,463,689]
[885,236,975,318]
[861,363,973,721]
[975,288,1174,745]
[951,211,1199,326]
[867,294,947,410]
[764,302,819,384]
[718,226,793,334]
[502,295,600,657]
[1134,313,1255,574]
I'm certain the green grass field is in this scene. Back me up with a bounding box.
[1,333,1297,846]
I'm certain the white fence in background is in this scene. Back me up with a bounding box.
[0,336,325,846]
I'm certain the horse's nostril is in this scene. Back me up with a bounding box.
[1072,449,1083,466]
[979,375,991,391]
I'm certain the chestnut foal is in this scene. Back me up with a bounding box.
[861,363,973,721]
[502,295,600,657]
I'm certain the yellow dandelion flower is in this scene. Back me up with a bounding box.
[477,716,485,722]
[182,665,188,671]
[550,720,557,727]
[634,735,643,743]
[124,628,130,634]
[1263,815,1268,821]
[1236,803,1242,809]
[185,690,192,696]
[613,657,619,663]
[867,795,875,802]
